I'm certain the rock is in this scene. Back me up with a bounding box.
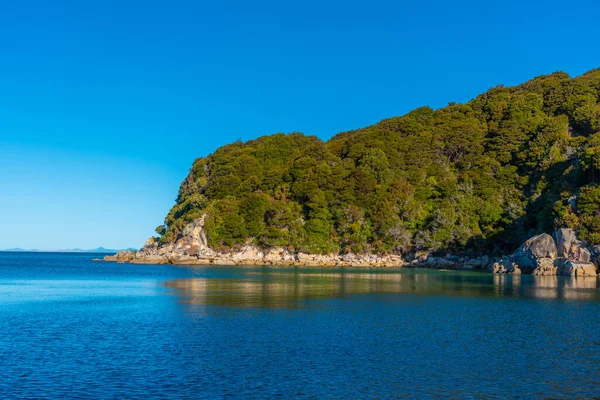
[588,244,600,268]
[103,250,136,263]
[460,255,490,270]
[101,214,482,269]
[491,229,600,275]
[175,216,217,257]
[553,228,590,262]
[557,260,598,277]
[510,233,557,273]
[532,258,558,276]
[231,245,264,263]
[422,256,456,268]
[143,237,156,249]
[416,251,431,263]
[489,256,521,274]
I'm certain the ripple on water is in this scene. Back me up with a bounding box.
[1,253,600,398]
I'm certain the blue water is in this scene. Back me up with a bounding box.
[1,252,600,399]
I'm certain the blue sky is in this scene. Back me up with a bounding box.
[1,0,600,250]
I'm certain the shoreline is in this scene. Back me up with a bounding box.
[103,218,599,277]
[103,249,491,269]
[103,215,491,269]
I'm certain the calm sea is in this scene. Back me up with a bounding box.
[1,252,600,399]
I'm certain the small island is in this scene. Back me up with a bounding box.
[107,69,600,276]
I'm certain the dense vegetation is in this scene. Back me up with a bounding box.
[155,69,600,256]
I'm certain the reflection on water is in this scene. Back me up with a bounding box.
[165,268,600,308]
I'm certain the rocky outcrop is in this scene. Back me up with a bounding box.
[554,228,591,262]
[490,256,522,274]
[104,216,493,269]
[532,258,560,276]
[104,249,136,263]
[557,260,597,277]
[490,229,598,276]
[511,233,557,272]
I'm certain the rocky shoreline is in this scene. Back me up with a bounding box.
[104,216,491,268]
[489,228,598,276]
[104,217,599,276]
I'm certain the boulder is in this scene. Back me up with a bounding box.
[531,258,559,276]
[421,256,456,268]
[104,250,136,262]
[557,260,598,277]
[231,245,264,263]
[589,245,600,267]
[510,233,557,272]
[264,247,297,263]
[143,237,157,249]
[553,228,590,262]
[489,256,521,274]
[461,255,490,270]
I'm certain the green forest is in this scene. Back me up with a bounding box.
[155,69,600,256]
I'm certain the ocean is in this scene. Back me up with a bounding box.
[1,251,600,398]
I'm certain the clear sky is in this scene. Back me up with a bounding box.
[1,0,600,250]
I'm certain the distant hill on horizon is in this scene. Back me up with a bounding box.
[0,247,137,253]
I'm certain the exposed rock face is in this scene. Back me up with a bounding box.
[510,233,557,273]
[104,250,136,263]
[590,245,600,268]
[490,229,598,276]
[532,258,559,276]
[557,260,598,277]
[554,228,590,262]
[104,216,491,269]
[104,218,600,275]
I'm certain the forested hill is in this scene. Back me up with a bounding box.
[155,69,600,256]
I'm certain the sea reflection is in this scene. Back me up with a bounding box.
[494,274,600,300]
[165,268,600,308]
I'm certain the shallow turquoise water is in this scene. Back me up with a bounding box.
[1,252,600,398]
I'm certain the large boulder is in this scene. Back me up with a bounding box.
[553,228,590,262]
[557,260,597,276]
[510,233,557,272]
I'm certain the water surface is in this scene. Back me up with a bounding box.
[1,252,600,398]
